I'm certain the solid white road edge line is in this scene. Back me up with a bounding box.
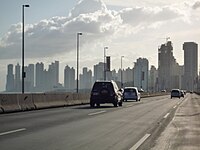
[164,113,170,119]
[0,128,26,136]
[130,133,151,150]
[88,110,106,116]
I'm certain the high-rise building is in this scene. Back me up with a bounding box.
[158,41,180,91]
[36,62,44,91]
[93,62,104,82]
[6,64,14,92]
[111,69,118,81]
[80,67,92,90]
[24,64,34,92]
[183,42,198,91]
[117,67,134,87]
[46,61,59,90]
[149,65,158,92]
[64,65,75,92]
[123,67,134,85]
[15,63,21,92]
[134,58,149,91]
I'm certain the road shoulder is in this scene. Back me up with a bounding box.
[151,94,200,150]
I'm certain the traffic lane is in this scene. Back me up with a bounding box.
[0,95,177,140]
[0,95,170,134]
[0,95,182,150]
[0,105,108,137]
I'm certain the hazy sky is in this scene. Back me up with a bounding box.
[0,0,200,91]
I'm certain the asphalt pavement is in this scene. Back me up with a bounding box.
[1,94,198,150]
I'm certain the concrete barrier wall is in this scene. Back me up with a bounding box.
[0,93,90,113]
[32,93,49,109]
[45,93,67,107]
[18,94,36,111]
[0,92,166,114]
[0,95,4,113]
[0,94,21,113]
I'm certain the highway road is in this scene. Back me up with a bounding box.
[0,94,186,150]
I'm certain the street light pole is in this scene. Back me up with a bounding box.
[104,47,108,80]
[76,32,82,93]
[22,4,29,94]
[121,56,124,88]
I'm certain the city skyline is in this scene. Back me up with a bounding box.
[1,0,200,91]
[4,40,199,93]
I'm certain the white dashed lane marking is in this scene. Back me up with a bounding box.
[129,133,151,150]
[88,110,106,116]
[163,113,170,119]
[0,128,26,136]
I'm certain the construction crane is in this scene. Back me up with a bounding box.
[165,37,170,43]
[160,37,170,45]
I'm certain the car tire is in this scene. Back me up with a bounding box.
[118,101,122,107]
[90,100,95,108]
[113,101,118,107]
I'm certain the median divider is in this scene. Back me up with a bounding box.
[141,92,169,98]
[18,94,36,111]
[65,93,75,105]
[45,93,67,107]
[0,94,21,113]
[0,96,3,113]
[0,92,166,114]
[32,93,49,109]
[72,93,81,105]
[79,93,90,104]
[30,93,90,110]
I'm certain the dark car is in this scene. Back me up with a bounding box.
[90,80,123,107]
[171,89,181,99]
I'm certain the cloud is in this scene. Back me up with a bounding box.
[118,6,183,26]
[192,1,200,9]
[69,0,107,18]
[0,0,125,60]
[0,0,198,60]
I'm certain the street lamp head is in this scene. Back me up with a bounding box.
[104,46,108,50]
[23,4,30,7]
[78,32,82,35]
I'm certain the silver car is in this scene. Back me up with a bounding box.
[123,87,141,102]
[171,89,181,99]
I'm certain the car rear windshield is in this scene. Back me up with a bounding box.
[92,82,113,91]
[171,90,179,93]
[124,89,136,93]
[171,90,180,94]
